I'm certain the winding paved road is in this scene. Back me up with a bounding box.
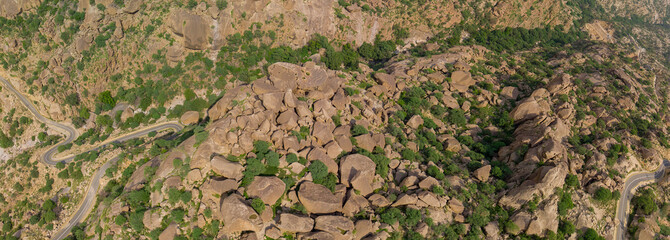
[615,159,670,240]
[0,76,183,239]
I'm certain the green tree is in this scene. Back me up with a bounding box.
[97,91,116,110]
[95,114,113,128]
[0,131,13,148]
[128,211,145,232]
[579,228,604,240]
[565,174,579,188]
[558,189,574,215]
[184,89,196,101]
[216,0,227,9]
[65,93,80,106]
[251,198,265,213]
[593,187,612,202]
[633,188,657,215]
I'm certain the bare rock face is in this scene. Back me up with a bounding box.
[406,115,424,129]
[441,94,460,109]
[418,177,439,189]
[342,194,369,216]
[297,181,343,214]
[508,212,531,235]
[392,194,418,207]
[268,62,300,91]
[169,9,211,50]
[159,223,178,240]
[74,34,93,53]
[499,164,567,209]
[220,194,262,234]
[180,111,199,125]
[208,86,252,121]
[297,64,328,90]
[339,154,377,196]
[484,221,500,239]
[354,134,376,152]
[473,165,491,182]
[368,194,391,207]
[449,71,475,92]
[278,213,314,233]
[246,176,286,205]
[524,196,559,235]
[312,121,335,146]
[210,156,244,180]
[509,89,551,123]
[448,199,464,214]
[123,0,142,13]
[166,45,184,62]
[0,0,21,19]
[314,215,355,237]
[259,91,283,112]
[373,72,397,93]
[500,86,519,100]
[143,210,163,230]
[547,74,572,95]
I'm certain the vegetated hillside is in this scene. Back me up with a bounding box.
[74,30,670,240]
[1,0,670,239]
[0,0,579,124]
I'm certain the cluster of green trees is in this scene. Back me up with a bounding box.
[28,199,57,227]
[56,161,84,180]
[632,188,657,215]
[593,187,620,203]
[358,39,396,61]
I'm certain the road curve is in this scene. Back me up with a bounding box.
[0,76,184,239]
[615,160,670,240]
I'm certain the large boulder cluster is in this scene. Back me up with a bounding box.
[113,53,494,239]
[100,44,652,239]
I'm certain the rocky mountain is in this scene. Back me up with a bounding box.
[2,0,670,240]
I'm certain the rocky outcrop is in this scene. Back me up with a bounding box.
[473,165,491,182]
[509,89,551,123]
[449,71,475,92]
[278,213,314,233]
[339,154,377,196]
[220,194,262,234]
[169,9,211,50]
[180,111,199,125]
[246,176,286,205]
[297,181,344,214]
[210,156,244,180]
[314,215,355,238]
[0,0,21,19]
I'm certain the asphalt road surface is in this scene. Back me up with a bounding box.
[615,159,670,240]
[1,76,183,239]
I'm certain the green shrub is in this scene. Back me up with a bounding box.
[216,0,228,9]
[426,165,444,180]
[286,153,299,164]
[565,174,579,188]
[579,228,604,240]
[115,215,127,226]
[251,198,265,214]
[351,125,368,136]
[380,208,404,225]
[633,188,657,215]
[558,189,574,215]
[593,187,612,202]
[128,211,144,231]
[309,160,337,191]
